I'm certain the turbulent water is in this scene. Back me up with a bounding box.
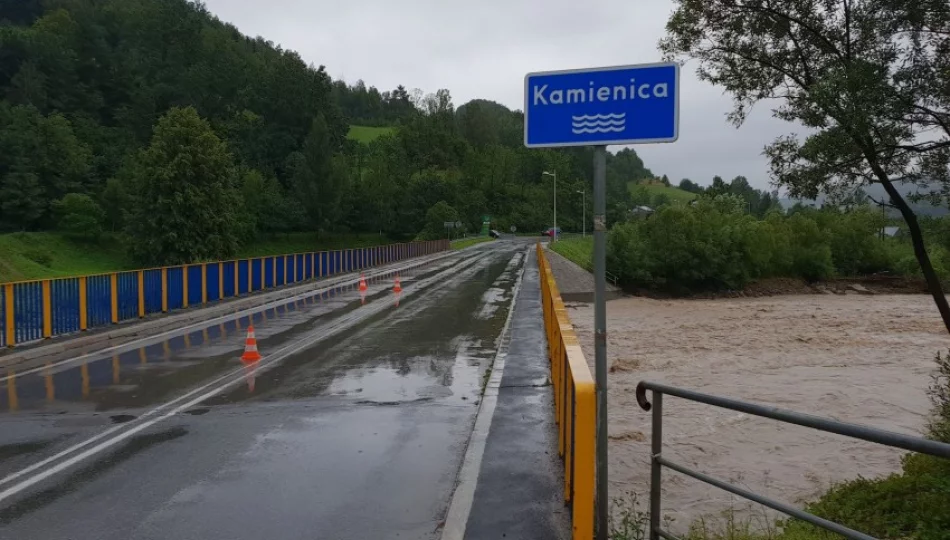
[568,294,948,531]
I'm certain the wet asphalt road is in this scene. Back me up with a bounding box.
[0,239,529,540]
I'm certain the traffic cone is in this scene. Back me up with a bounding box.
[359,273,368,292]
[241,325,262,363]
[393,275,403,294]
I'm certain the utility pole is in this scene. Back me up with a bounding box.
[593,146,608,540]
[577,190,586,237]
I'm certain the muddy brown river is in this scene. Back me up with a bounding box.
[568,293,949,531]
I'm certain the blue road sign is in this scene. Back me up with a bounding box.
[524,62,679,148]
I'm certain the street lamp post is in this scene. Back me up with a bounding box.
[543,171,557,242]
[577,190,586,237]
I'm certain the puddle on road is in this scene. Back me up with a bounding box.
[0,254,479,414]
[205,247,525,407]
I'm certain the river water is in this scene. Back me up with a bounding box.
[568,293,948,532]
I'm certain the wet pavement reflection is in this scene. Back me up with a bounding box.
[0,249,493,414]
[0,240,530,540]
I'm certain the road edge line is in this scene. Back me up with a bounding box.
[440,247,528,540]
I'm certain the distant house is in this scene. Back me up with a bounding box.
[629,206,654,220]
[881,226,902,238]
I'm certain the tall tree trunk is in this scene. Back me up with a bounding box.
[870,164,950,334]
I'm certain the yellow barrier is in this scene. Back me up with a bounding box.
[537,243,595,540]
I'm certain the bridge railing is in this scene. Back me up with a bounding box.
[537,243,595,540]
[1,240,449,348]
[636,380,950,540]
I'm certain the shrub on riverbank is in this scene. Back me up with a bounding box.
[606,196,943,293]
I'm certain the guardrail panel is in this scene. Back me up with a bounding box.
[143,269,163,315]
[86,275,111,327]
[237,260,249,295]
[51,278,80,336]
[207,263,220,302]
[223,261,236,298]
[14,282,43,344]
[1,240,449,348]
[116,272,138,321]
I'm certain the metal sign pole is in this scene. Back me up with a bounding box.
[593,145,608,540]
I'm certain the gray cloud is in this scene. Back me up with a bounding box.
[203,0,797,190]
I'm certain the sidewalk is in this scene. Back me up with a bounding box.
[543,248,621,303]
[461,249,570,539]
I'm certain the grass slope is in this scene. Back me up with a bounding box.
[0,232,393,283]
[550,237,594,271]
[346,125,395,144]
[0,232,131,282]
[628,181,698,204]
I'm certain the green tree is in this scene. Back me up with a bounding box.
[0,171,44,230]
[289,113,349,230]
[100,178,129,232]
[679,178,703,194]
[651,193,672,208]
[661,0,950,333]
[0,104,91,228]
[125,107,240,265]
[52,193,104,241]
[419,201,460,240]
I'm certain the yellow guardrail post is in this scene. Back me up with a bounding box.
[248,260,254,293]
[219,262,225,299]
[182,266,189,308]
[537,244,595,540]
[4,284,15,346]
[234,261,239,297]
[271,257,276,287]
[201,263,208,304]
[41,280,52,338]
[137,271,145,318]
[284,255,289,284]
[110,273,119,324]
[79,276,88,330]
[161,268,168,312]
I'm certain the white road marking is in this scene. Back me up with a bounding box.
[0,248,495,503]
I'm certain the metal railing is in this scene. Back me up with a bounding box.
[1,240,449,348]
[636,380,950,540]
[537,243,596,540]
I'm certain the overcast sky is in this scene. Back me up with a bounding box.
[202,0,796,190]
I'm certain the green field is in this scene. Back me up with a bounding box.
[346,125,395,144]
[0,232,393,283]
[628,181,698,204]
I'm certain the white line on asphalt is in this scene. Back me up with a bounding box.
[0,251,460,383]
[0,249,491,502]
[439,247,528,540]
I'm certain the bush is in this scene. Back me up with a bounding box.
[417,201,459,240]
[608,197,789,292]
[52,193,105,241]
[815,209,890,275]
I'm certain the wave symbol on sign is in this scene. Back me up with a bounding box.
[571,113,625,134]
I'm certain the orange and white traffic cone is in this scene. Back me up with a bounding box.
[359,273,368,292]
[393,275,403,294]
[241,325,262,363]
